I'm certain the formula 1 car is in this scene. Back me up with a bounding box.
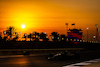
[48,51,80,60]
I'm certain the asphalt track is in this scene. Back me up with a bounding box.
[0,50,100,67]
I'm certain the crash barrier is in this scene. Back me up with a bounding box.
[0,48,84,55]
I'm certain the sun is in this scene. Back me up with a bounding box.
[21,25,25,29]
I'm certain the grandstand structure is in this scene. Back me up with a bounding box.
[67,28,83,44]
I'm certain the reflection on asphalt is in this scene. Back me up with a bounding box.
[0,55,24,58]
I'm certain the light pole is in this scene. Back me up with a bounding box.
[93,35,96,41]
[86,27,89,42]
[95,24,98,42]
[65,23,68,36]
[98,34,100,42]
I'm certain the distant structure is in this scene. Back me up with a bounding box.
[67,28,83,44]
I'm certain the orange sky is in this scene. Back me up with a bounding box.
[0,0,100,41]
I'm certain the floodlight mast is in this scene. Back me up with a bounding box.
[65,23,68,36]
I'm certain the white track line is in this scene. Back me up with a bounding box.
[72,62,91,65]
[63,65,80,67]
[63,58,100,67]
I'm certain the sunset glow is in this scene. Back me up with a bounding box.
[21,25,25,29]
[0,0,100,41]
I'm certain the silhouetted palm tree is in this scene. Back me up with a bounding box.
[3,26,17,41]
[40,32,49,42]
[32,32,39,41]
[24,33,27,41]
[60,35,66,42]
[13,32,19,41]
[28,33,32,41]
[6,26,15,38]
[51,32,59,42]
